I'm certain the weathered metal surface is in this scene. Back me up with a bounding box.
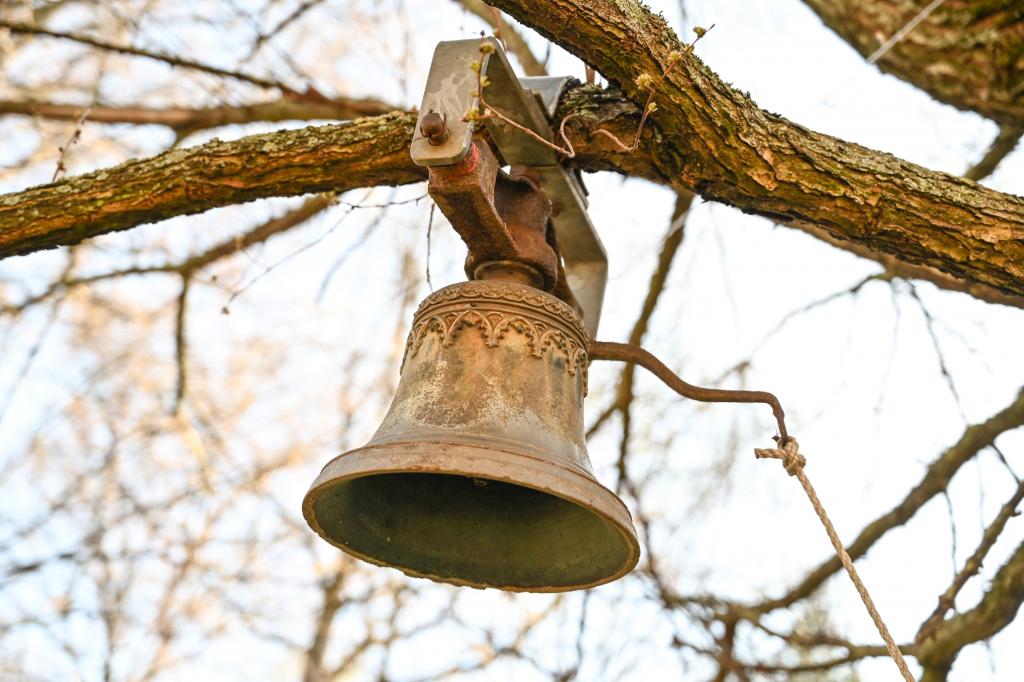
[427,139,559,291]
[521,76,572,119]
[411,38,556,168]
[412,38,608,336]
[536,165,607,335]
[419,110,449,146]
[303,280,640,592]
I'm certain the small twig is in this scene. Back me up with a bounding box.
[218,190,378,313]
[466,26,712,159]
[943,490,959,583]
[990,443,1020,484]
[247,0,326,57]
[1,20,301,96]
[425,202,436,292]
[907,283,965,419]
[52,107,90,182]
[316,192,403,303]
[591,24,714,153]
[466,45,580,158]
[172,276,190,415]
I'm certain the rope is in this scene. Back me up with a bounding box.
[755,438,916,682]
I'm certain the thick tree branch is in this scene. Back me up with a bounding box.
[2,76,1024,308]
[802,1,1024,128]
[790,219,1024,308]
[916,540,1024,680]
[1,194,334,315]
[0,113,422,258]
[487,0,1024,303]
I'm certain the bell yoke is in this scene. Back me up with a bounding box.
[302,37,641,592]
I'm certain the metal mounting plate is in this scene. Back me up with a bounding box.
[412,39,608,337]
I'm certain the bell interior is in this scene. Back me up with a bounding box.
[310,471,634,591]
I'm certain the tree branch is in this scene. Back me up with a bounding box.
[916,539,1024,679]
[487,0,1024,303]
[2,75,1024,309]
[965,125,1024,183]
[0,20,301,95]
[0,97,396,132]
[917,476,1024,643]
[0,113,422,258]
[801,0,1024,128]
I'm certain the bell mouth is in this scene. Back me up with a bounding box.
[303,442,640,592]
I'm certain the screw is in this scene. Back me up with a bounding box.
[420,111,449,146]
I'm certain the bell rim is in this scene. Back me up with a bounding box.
[302,440,641,592]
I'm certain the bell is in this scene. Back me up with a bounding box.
[303,279,640,591]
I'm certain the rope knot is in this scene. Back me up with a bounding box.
[754,437,806,477]
[751,434,916,681]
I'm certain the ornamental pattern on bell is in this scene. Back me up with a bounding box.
[401,282,590,390]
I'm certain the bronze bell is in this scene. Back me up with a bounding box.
[303,280,640,591]
[304,38,641,591]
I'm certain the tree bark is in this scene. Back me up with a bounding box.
[802,0,1024,128]
[0,113,425,258]
[486,0,1024,303]
[2,6,1024,307]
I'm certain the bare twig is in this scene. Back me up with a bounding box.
[51,107,90,182]
[1,195,334,315]
[249,0,327,57]
[1,20,303,95]
[590,24,713,153]
[0,97,398,131]
[172,276,190,415]
[908,283,965,418]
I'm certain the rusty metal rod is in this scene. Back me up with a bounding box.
[588,341,789,440]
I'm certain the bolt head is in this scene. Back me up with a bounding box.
[420,111,449,145]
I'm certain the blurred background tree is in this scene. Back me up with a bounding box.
[0,1,1023,680]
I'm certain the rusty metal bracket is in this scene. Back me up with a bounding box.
[411,38,608,337]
